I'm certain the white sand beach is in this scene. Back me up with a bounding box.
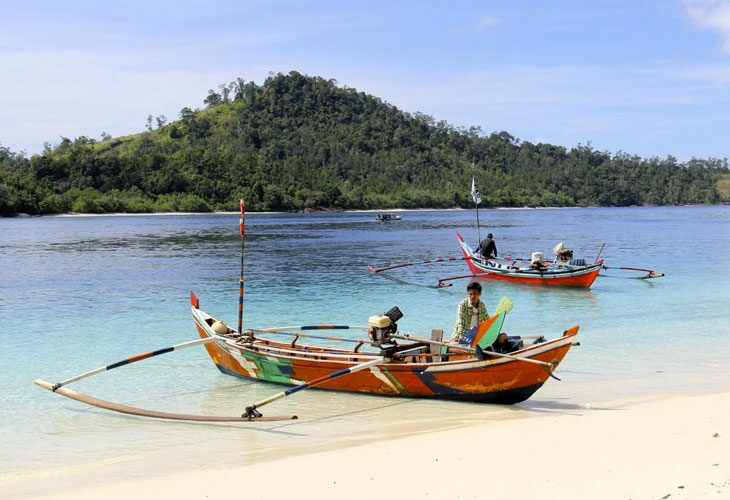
[31,390,729,500]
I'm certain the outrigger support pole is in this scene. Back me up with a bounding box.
[243,357,388,418]
[48,336,221,391]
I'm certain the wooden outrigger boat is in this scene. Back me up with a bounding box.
[453,232,603,288]
[191,292,580,415]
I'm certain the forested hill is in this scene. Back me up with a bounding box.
[1,71,729,215]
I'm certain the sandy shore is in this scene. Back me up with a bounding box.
[29,391,729,500]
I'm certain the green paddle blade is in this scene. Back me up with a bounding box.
[475,311,506,348]
[493,296,513,316]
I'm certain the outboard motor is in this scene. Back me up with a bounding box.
[368,306,403,346]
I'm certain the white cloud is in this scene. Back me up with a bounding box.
[475,16,502,32]
[684,0,730,53]
[0,46,272,152]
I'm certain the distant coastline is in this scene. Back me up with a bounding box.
[6,205,697,218]
[4,202,727,218]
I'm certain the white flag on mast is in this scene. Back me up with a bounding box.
[471,175,481,205]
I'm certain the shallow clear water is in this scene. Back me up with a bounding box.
[1,207,729,496]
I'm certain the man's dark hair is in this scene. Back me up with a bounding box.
[487,233,493,238]
[466,281,482,293]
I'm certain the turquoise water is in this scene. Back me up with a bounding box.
[1,207,729,496]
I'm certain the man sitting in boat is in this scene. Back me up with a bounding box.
[451,281,490,343]
[530,251,548,270]
[476,233,498,260]
[553,242,574,262]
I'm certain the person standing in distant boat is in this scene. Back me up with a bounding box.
[477,233,498,259]
[451,281,490,344]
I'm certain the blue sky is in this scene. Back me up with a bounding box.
[1,0,729,161]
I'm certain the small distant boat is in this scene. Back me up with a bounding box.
[455,232,603,288]
[376,213,401,221]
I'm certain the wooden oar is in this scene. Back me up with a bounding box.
[48,336,221,391]
[243,356,388,418]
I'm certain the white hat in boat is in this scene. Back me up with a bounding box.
[211,320,228,334]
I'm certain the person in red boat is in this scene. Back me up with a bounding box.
[477,233,498,260]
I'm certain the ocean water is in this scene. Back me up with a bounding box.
[1,206,729,497]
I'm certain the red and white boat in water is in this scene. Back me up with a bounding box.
[455,232,603,288]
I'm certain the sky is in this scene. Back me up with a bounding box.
[1,0,730,162]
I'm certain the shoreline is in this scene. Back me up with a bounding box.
[8,205,692,218]
[19,389,730,499]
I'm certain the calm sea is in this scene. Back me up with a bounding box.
[1,206,729,496]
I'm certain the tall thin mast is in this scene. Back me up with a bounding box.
[238,199,245,335]
[471,164,482,244]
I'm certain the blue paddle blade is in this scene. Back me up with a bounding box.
[459,324,480,346]
[459,314,502,347]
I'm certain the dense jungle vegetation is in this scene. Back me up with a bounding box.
[1,71,728,215]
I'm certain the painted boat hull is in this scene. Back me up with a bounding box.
[457,232,602,287]
[192,306,579,405]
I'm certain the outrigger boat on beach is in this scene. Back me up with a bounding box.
[35,200,580,421]
[191,293,579,415]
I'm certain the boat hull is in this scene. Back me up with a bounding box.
[192,306,579,405]
[457,232,601,287]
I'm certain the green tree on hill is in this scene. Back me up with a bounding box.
[0,72,728,216]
